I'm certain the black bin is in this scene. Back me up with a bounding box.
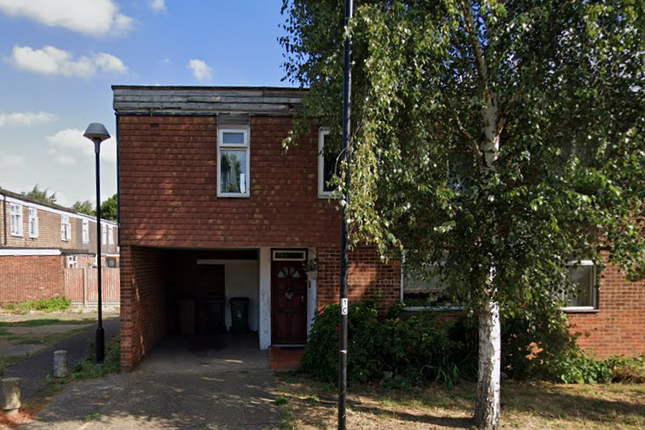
[229,297,250,334]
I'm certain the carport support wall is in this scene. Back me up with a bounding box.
[120,246,168,371]
[259,247,271,350]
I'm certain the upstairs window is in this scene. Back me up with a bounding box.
[10,204,22,237]
[61,215,71,241]
[82,220,89,244]
[108,225,114,245]
[28,207,38,238]
[102,224,107,245]
[563,261,598,310]
[318,128,340,197]
[217,128,250,197]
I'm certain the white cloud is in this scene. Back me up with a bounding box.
[0,0,133,37]
[0,111,57,127]
[188,59,213,83]
[0,153,25,168]
[149,0,166,13]
[47,128,117,165]
[10,45,128,79]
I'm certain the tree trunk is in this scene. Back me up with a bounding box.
[474,299,501,429]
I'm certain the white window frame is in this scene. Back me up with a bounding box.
[318,128,336,198]
[9,203,23,237]
[82,219,90,244]
[217,127,250,198]
[102,224,107,245]
[28,207,38,238]
[61,215,71,242]
[562,260,598,311]
[108,225,114,245]
[66,255,78,269]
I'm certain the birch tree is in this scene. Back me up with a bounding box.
[281,1,645,428]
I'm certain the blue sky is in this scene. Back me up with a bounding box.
[0,0,288,207]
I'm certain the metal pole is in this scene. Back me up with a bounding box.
[339,0,353,428]
[94,140,105,364]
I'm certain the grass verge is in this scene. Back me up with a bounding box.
[73,336,121,380]
[275,373,645,430]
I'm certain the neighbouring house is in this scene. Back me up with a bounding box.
[0,188,120,306]
[113,86,644,371]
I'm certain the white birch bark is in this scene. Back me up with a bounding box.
[475,297,501,430]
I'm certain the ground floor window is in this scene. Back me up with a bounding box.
[563,261,598,310]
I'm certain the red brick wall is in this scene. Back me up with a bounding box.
[568,261,645,358]
[118,116,340,249]
[317,246,401,313]
[0,255,64,303]
[120,246,168,370]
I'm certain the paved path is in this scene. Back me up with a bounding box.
[19,370,281,430]
[3,315,120,401]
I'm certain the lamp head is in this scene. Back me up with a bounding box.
[84,123,110,153]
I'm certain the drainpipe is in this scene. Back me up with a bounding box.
[2,191,6,246]
[115,115,121,247]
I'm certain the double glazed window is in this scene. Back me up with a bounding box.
[82,220,90,244]
[61,215,71,241]
[10,204,22,236]
[318,128,339,197]
[217,128,250,197]
[563,261,598,310]
[28,207,38,238]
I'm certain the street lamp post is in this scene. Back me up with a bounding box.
[83,123,111,364]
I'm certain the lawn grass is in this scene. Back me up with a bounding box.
[275,373,645,430]
[1,297,71,314]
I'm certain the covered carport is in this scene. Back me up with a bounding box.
[120,246,262,371]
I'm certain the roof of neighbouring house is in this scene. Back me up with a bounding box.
[112,85,307,116]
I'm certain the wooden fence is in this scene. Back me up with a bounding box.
[64,268,120,305]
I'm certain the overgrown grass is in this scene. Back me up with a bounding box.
[73,336,121,380]
[3,297,71,314]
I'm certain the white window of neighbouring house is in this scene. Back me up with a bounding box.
[401,263,456,309]
[563,260,598,310]
[66,255,78,268]
[28,207,38,238]
[217,127,250,197]
[82,220,89,244]
[318,128,340,197]
[61,215,71,241]
[102,224,107,245]
[10,203,23,236]
[108,225,114,245]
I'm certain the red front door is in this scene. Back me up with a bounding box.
[272,261,307,344]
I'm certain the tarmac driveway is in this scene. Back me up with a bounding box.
[21,370,281,430]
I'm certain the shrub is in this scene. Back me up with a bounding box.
[301,302,477,385]
[606,355,645,383]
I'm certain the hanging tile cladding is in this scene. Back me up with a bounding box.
[568,252,645,358]
[316,246,401,314]
[118,115,341,248]
[119,245,168,371]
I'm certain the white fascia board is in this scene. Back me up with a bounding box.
[0,249,62,256]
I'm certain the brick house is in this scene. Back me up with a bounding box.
[0,188,119,304]
[114,86,643,371]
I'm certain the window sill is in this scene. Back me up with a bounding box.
[561,307,599,314]
[10,233,23,237]
[217,194,250,198]
[404,305,464,312]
